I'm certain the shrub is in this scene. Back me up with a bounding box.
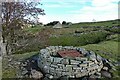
[104,27,120,33]
[49,31,108,46]
[110,28,120,33]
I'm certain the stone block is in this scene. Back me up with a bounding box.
[72,47,77,50]
[70,75,75,78]
[87,67,93,71]
[84,61,93,63]
[62,67,68,72]
[47,57,53,62]
[75,57,82,61]
[61,59,69,64]
[50,64,58,68]
[89,51,96,59]
[88,66,97,71]
[75,73,82,78]
[80,69,88,73]
[66,72,72,76]
[43,65,50,73]
[40,49,48,54]
[57,64,64,69]
[58,46,62,50]
[80,58,88,61]
[49,67,55,74]
[56,68,63,72]
[70,60,80,65]
[64,46,73,49]
[45,74,54,79]
[79,63,87,67]
[103,67,108,71]
[88,70,96,75]
[31,69,43,79]
[56,72,62,77]
[97,68,101,72]
[88,62,95,66]
[53,57,63,63]
[72,65,81,70]
[79,48,87,54]
[61,71,70,76]
[96,54,102,62]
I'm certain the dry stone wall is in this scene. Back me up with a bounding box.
[38,46,103,79]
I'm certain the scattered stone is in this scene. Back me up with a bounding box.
[95,72,101,78]
[45,74,54,79]
[21,70,28,75]
[22,62,27,67]
[96,54,102,62]
[31,69,43,79]
[8,64,14,68]
[103,67,108,71]
[90,74,98,78]
[101,71,112,78]
[8,58,12,62]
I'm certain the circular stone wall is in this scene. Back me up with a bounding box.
[38,46,103,79]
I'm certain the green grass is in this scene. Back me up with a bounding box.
[2,56,17,78]
[13,51,39,60]
[24,26,44,34]
[108,65,120,78]
[2,68,17,78]
[109,68,120,78]
[107,34,119,41]
[2,51,38,78]
[81,40,119,61]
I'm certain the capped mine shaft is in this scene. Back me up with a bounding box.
[38,46,103,79]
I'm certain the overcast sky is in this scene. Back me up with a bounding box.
[38,0,119,24]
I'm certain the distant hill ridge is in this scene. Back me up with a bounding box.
[70,19,120,28]
[74,19,120,24]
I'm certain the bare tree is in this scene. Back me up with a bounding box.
[1,1,45,55]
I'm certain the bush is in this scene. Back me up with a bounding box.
[110,28,120,33]
[49,31,108,46]
[104,27,120,33]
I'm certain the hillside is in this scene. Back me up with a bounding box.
[2,19,120,79]
[70,19,119,28]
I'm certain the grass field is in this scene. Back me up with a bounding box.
[81,40,119,61]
